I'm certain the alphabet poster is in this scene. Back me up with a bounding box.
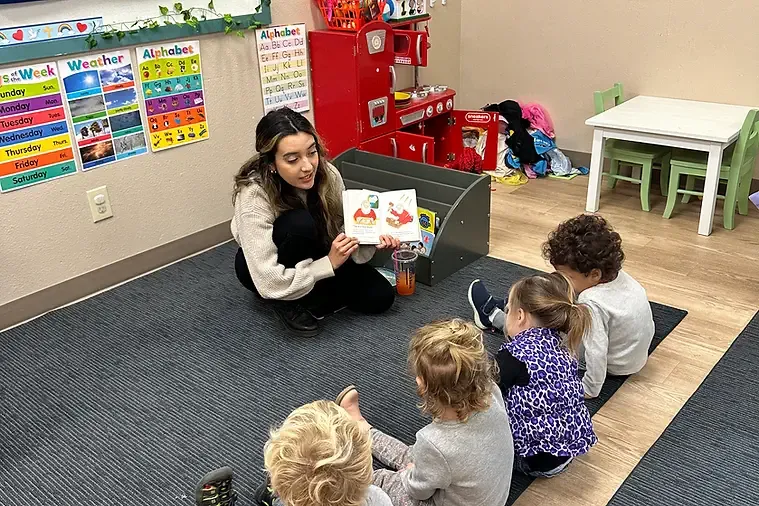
[256,24,310,114]
[136,40,209,152]
[59,50,149,170]
[0,62,77,192]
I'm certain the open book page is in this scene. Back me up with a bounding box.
[343,189,382,244]
[380,190,421,242]
[343,189,421,244]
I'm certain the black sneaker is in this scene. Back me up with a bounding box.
[195,467,237,506]
[272,301,320,337]
[467,279,505,330]
[253,477,275,506]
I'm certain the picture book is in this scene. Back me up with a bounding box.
[417,207,436,234]
[403,206,436,257]
[400,229,435,257]
[343,189,421,244]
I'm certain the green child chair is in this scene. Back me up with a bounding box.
[594,83,672,211]
[662,109,758,230]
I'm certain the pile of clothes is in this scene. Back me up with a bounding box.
[480,100,588,179]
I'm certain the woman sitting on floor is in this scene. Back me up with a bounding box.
[232,108,399,337]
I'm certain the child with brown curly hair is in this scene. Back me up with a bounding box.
[468,214,654,399]
[337,319,513,506]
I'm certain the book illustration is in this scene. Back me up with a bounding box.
[343,189,420,244]
[417,207,436,234]
[419,229,435,256]
[353,194,379,225]
[386,193,415,229]
[400,229,435,257]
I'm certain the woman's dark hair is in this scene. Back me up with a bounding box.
[542,214,624,282]
[233,108,342,241]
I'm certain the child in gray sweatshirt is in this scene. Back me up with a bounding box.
[542,214,654,399]
[468,214,654,400]
[338,319,514,506]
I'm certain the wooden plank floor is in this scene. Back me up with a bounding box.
[487,176,759,505]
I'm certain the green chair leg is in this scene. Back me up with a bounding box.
[608,159,620,189]
[663,169,680,219]
[659,154,671,196]
[640,161,653,212]
[682,176,696,203]
[736,170,753,216]
[723,172,740,230]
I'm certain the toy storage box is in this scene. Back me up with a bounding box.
[333,149,491,286]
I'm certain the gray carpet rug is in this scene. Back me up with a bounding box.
[608,311,759,506]
[0,241,687,506]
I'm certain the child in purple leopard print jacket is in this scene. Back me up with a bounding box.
[496,271,597,477]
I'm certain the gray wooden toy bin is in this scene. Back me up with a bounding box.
[333,149,491,286]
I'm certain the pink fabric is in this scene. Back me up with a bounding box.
[523,164,539,179]
[520,102,555,139]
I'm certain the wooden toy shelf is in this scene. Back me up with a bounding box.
[333,149,491,286]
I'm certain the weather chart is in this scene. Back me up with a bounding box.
[59,49,149,170]
[0,61,77,192]
[136,40,209,152]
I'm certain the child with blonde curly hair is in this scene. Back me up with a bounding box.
[195,401,391,506]
[337,319,513,506]
[262,400,392,506]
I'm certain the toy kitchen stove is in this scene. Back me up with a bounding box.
[309,21,499,169]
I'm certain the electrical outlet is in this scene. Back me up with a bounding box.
[86,186,113,223]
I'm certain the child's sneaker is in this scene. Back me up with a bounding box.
[195,466,237,506]
[468,279,504,330]
[253,477,275,506]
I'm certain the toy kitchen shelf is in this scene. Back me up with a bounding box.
[309,20,500,172]
[388,14,431,28]
[333,149,491,286]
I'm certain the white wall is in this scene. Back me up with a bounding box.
[456,0,759,177]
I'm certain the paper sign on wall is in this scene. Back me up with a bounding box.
[0,62,77,192]
[59,50,149,170]
[256,24,310,114]
[0,17,103,47]
[136,40,209,152]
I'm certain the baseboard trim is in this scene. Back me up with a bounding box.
[0,221,233,332]
[562,149,759,191]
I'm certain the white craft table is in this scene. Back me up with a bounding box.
[585,96,753,235]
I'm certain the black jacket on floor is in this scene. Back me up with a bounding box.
[484,100,541,165]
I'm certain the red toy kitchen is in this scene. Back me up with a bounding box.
[309,20,499,172]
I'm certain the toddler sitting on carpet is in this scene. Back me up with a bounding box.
[495,271,597,477]
[468,214,655,399]
[194,400,392,506]
[338,319,513,506]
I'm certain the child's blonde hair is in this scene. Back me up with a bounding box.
[263,400,372,506]
[509,271,592,355]
[408,318,495,422]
